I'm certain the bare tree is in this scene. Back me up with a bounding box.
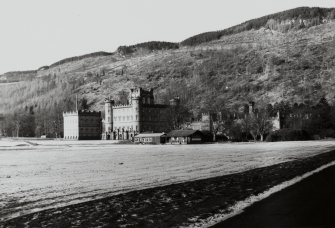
[250,109,273,141]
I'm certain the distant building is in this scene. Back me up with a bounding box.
[63,110,102,140]
[184,112,222,142]
[166,130,203,144]
[103,87,178,140]
[189,113,213,132]
[134,133,167,144]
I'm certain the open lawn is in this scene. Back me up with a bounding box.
[1,139,335,222]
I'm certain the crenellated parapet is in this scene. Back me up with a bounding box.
[78,110,101,116]
[112,104,132,109]
[63,111,79,116]
[201,112,210,118]
[63,110,101,117]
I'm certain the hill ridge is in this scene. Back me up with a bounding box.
[1,7,334,77]
[181,7,335,46]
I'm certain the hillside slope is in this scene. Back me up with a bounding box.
[1,7,335,136]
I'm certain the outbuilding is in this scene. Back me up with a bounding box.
[166,130,203,144]
[134,133,167,144]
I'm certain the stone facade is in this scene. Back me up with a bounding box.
[103,88,176,140]
[63,110,102,140]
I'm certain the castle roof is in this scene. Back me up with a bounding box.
[63,110,101,116]
[134,133,166,138]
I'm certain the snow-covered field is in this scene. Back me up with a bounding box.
[1,139,335,222]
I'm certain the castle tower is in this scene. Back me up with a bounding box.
[130,88,142,132]
[131,87,154,105]
[104,98,114,133]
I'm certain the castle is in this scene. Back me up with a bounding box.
[103,87,178,140]
[62,93,281,142]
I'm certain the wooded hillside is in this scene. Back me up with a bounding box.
[1,7,335,138]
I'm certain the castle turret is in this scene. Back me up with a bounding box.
[130,88,142,132]
[104,98,114,133]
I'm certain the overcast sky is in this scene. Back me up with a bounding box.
[0,0,334,74]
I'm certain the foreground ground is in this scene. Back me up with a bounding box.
[213,165,335,228]
[1,139,335,227]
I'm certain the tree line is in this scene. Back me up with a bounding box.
[49,51,113,68]
[181,7,335,46]
[117,41,179,55]
[0,98,91,138]
[216,97,335,142]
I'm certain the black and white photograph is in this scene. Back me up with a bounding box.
[1,0,335,227]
